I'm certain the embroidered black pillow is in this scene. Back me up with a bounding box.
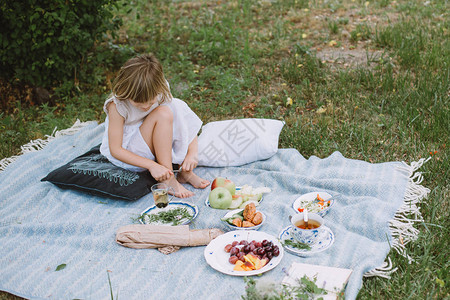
[41,145,158,201]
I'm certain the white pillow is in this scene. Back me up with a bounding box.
[197,118,284,167]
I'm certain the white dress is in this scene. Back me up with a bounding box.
[100,95,203,172]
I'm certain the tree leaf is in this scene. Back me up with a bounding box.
[55,263,67,271]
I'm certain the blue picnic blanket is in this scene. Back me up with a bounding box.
[0,122,416,299]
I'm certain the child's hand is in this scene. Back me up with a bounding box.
[181,155,198,172]
[150,165,173,181]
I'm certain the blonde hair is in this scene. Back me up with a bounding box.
[112,54,172,104]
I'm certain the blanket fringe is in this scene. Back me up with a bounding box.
[363,157,431,278]
[363,257,398,279]
[0,119,95,172]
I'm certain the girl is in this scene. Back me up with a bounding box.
[100,54,210,198]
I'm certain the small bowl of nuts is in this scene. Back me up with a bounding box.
[221,202,266,231]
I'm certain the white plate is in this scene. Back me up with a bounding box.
[139,202,199,226]
[292,191,335,217]
[204,230,284,276]
[221,209,266,231]
[279,225,335,257]
[205,187,264,209]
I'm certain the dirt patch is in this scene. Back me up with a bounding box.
[316,47,384,69]
[284,1,402,71]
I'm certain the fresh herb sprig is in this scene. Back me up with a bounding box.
[139,207,193,226]
[283,239,311,250]
[242,276,329,300]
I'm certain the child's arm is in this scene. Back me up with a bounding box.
[181,136,199,172]
[107,102,173,181]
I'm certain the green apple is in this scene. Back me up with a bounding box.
[211,177,236,196]
[209,187,232,209]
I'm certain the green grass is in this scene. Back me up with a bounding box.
[1,0,449,299]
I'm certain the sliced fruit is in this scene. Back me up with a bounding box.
[243,255,256,269]
[233,260,245,271]
[228,196,243,209]
[243,261,255,271]
[244,253,265,270]
[246,253,259,265]
[260,258,269,268]
[253,258,263,270]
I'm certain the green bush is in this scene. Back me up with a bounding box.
[0,0,122,88]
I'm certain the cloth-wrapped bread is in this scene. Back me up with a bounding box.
[116,224,223,253]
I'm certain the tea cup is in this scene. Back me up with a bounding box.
[290,212,324,244]
[151,183,174,208]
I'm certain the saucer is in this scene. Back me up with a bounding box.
[279,225,335,257]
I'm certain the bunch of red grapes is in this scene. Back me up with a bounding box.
[224,239,280,264]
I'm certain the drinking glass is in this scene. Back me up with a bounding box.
[151,183,174,208]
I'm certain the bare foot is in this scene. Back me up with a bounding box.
[177,170,210,189]
[162,176,194,198]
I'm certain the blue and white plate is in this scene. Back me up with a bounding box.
[139,202,199,226]
[221,209,266,231]
[205,187,264,209]
[204,230,284,276]
[279,225,335,257]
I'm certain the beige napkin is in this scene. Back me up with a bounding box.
[116,224,223,254]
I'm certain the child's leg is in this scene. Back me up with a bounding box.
[177,137,210,189]
[140,106,194,198]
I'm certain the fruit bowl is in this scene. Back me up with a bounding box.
[221,209,266,231]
